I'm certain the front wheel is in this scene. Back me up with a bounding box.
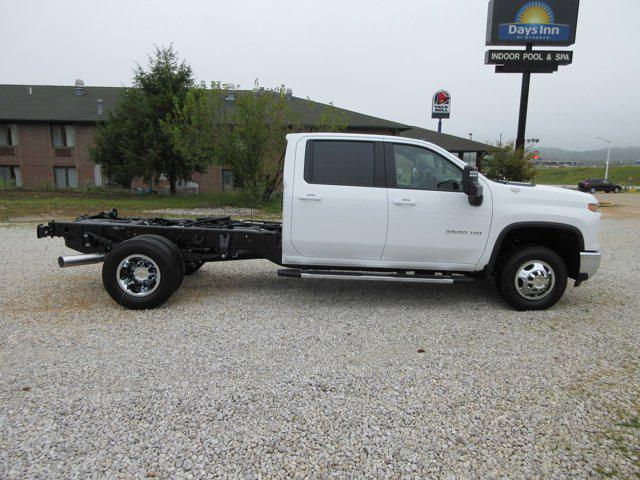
[496,246,567,311]
[613,187,621,193]
[102,235,184,309]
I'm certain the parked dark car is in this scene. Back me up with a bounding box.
[578,178,622,193]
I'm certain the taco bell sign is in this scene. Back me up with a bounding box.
[431,90,451,119]
[486,0,580,47]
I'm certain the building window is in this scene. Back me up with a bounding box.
[0,165,21,187]
[222,169,234,191]
[54,166,78,188]
[0,124,18,146]
[51,125,76,147]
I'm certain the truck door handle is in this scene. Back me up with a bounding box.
[392,199,416,206]
[297,193,322,201]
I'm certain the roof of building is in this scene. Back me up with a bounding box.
[279,95,411,131]
[399,126,492,153]
[0,84,122,123]
[0,83,491,152]
[0,84,410,131]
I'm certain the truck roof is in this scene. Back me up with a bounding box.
[285,132,470,169]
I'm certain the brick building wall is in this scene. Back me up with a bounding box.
[192,169,223,194]
[0,123,98,189]
[0,122,225,192]
[131,167,225,194]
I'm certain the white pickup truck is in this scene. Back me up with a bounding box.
[38,133,602,311]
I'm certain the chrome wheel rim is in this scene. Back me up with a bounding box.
[514,260,555,300]
[116,254,161,297]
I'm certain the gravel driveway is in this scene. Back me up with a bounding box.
[1,214,639,478]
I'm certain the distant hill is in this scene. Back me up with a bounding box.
[537,146,640,165]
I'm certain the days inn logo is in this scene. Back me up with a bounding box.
[498,1,570,42]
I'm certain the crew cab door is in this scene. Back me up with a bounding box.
[382,142,492,266]
[290,139,388,260]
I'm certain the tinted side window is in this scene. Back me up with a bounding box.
[392,144,462,192]
[307,140,375,187]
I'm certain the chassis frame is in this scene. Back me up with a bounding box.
[37,209,283,265]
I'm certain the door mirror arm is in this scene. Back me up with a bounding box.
[462,165,483,206]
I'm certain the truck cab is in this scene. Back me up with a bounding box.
[282,133,492,270]
[38,133,602,311]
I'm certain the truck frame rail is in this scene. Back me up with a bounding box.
[37,209,283,265]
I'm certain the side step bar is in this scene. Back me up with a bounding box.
[277,269,473,284]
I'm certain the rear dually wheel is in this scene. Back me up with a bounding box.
[102,235,184,310]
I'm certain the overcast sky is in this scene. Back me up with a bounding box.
[3,0,639,150]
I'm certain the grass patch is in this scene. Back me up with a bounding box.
[0,189,282,221]
[594,465,620,478]
[620,414,640,430]
[534,166,640,185]
[604,407,640,476]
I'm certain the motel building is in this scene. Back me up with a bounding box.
[0,81,491,193]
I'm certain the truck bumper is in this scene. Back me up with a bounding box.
[576,251,601,284]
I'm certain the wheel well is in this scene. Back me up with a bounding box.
[492,226,582,279]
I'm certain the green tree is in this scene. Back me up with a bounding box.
[91,45,196,194]
[91,90,152,188]
[166,80,347,201]
[484,143,536,182]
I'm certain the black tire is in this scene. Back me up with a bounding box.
[495,246,567,311]
[614,187,621,193]
[142,234,185,291]
[185,260,205,275]
[589,187,597,193]
[102,235,184,309]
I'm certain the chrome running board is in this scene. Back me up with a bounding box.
[277,269,473,284]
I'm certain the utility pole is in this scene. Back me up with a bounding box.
[515,43,533,154]
[596,137,612,180]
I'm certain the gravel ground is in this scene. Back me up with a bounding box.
[1,215,639,478]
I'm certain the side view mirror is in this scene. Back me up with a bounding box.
[462,165,483,206]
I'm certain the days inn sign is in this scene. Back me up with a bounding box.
[486,0,580,46]
[484,0,580,159]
